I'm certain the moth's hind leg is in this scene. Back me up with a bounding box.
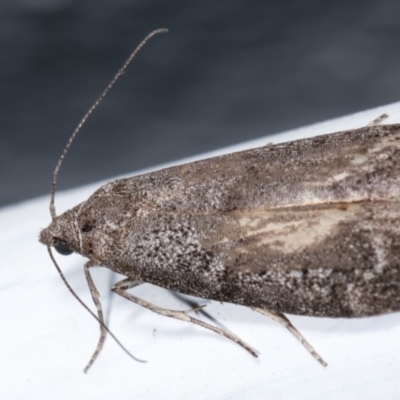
[366,113,389,126]
[253,308,327,367]
[112,278,257,357]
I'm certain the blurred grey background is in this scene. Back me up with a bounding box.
[2,0,400,207]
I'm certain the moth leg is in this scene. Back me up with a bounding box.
[169,291,226,328]
[82,261,135,373]
[253,308,327,367]
[112,278,257,357]
[366,113,389,126]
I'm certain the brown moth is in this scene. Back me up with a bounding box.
[39,30,400,372]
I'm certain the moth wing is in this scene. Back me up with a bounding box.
[198,201,398,274]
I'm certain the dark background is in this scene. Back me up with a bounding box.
[2,0,400,207]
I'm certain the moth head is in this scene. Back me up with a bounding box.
[39,206,81,256]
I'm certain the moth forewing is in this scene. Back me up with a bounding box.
[40,121,400,369]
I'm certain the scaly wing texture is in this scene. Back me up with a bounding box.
[79,125,400,317]
[195,202,400,317]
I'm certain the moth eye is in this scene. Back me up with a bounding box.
[53,237,73,255]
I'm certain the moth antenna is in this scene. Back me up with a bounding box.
[47,246,146,371]
[49,28,168,219]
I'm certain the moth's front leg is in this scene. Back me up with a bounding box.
[111,278,258,357]
[84,261,141,372]
[83,260,108,372]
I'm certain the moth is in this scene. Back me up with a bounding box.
[39,30,400,372]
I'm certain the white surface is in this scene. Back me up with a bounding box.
[1,103,400,399]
